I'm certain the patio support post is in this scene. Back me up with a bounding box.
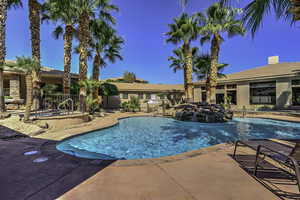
[254,145,261,176]
[9,75,20,99]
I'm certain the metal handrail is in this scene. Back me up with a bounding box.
[58,98,74,115]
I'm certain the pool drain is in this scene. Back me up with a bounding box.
[24,151,39,156]
[33,157,48,163]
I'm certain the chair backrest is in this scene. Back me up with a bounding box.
[289,142,300,160]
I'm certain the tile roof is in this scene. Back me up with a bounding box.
[4,60,78,78]
[196,62,300,84]
[112,82,184,92]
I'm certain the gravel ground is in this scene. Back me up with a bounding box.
[0,116,42,136]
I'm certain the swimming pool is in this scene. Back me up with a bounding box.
[56,117,300,160]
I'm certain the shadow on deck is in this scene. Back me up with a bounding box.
[231,154,300,200]
[0,125,116,200]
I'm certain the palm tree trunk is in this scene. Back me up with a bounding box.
[24,74,33,122]
[92,53,100,100]
[29,0,41,111]
[63,24,73,95]
[183,66,188,100]
[291,0,300,20]
[205,77,210,103]
[78,12,90,112]
[0,0,7,112]
[92,53,100,81]
[209,34,220,104]
[184,47,194,103]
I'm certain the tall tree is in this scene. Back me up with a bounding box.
[168,46,199,96]
[90,20,123,82]
[9,56,41,121]
[43,0,78,95]
[29,0,42,110]
[0,0,22,112]
[74,0,118,112]
[166,13,199,102]
[193,53,228,81]
[88,19,123,100]
[221,0,300,36]
[193,53,228,99]
[122,71,136,83]
[197,3,245,103]
[242,0,292,35]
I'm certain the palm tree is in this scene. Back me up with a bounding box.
[193,53,228,102]
[74,0,118,112]
[179,0,188,12]
[89,20,123,82]
[28,0,43,111]
[193,53,228,81]
[221,0,300,36]
[43,0,78,95]
[166,13,199,102]
[9,56,41,121]
[0,0,22,112]
[197,3,245,104]
[242,0,292,36]
[168,46,199,97]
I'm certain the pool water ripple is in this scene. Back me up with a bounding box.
[57,117,300,160]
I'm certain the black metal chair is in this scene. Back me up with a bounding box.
[233,139,300,192]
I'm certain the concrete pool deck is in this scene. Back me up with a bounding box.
[58,148,279,200]
[2,112,300,199]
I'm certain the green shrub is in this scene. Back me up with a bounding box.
[120,96,141,112]
[85,95,99,114]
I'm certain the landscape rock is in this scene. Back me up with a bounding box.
[174,103,233,123]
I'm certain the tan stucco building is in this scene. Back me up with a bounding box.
[193,56,300,110]
[3,61,78,101]
[4,56,300,111]
[103,82,184,108]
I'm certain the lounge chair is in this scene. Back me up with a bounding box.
[233,139,300,192]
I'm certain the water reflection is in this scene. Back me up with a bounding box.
[57,117,300,160]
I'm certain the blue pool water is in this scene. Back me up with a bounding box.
[57,117,300,160]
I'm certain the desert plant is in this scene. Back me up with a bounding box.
[85,95,99,114]
[121,96,141,112]
[120,101,130,112]
[221,96,232,110]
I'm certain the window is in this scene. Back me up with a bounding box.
[250,82,276,105]
[227,91,237,105]
[159,94,166,100]
[122,93,128,99]
[216,85,225,90]
[146,93,151,99]
[138,93,144,99]
[201,92,207,102]
[293,87,300,105]
[226,84,237,89]
[201,86,206,91]
[292,80,300,86]
[4,79,9,96]
[216,94,225,104]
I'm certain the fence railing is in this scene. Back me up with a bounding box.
[36,94,80,115]
[250,96,276,104]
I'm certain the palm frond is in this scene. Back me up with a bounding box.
[8,56,40,74]
[8,0,22,9]
[52,25,64,39]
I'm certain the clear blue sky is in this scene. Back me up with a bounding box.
[6,0,300,84]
